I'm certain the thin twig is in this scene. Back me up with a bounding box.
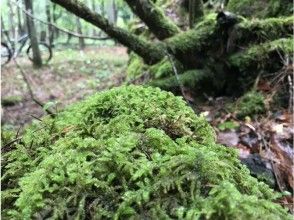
[165,51,189,103]
[12,0,110,41]
[2,137,22,150]
[12,58,56,117]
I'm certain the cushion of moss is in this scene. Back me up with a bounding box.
[2,86,290,219]
[235,91,266,118]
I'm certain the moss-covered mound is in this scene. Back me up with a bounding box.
[2,86,290,219]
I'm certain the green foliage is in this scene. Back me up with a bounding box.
[2,86,289,219]
[228,0,293,18]
[235,91,266,118]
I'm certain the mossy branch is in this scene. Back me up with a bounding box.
[124,0,180,40]
[50,0,164,64]
[166,15,293,66]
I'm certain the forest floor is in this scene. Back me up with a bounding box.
[2,46,128,127]
[2,46,293,212]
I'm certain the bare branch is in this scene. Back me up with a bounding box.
[12,0,110,41]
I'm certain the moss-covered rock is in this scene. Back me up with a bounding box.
[2,86,290,219]
[227,0,293,18]
[235,91,266,118]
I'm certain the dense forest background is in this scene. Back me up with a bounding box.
[1,0,293,219]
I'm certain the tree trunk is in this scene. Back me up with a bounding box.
[91,0,97,36]
[50,0,165,64]
[124,0,180,40]
[45,1,54,47]
[76,17,85,50]
[16,3,24,35]
[7,1,18,54]
[24,0,42,67]
[53,4,62,39]
[189,0,204,28]
[105,0,117,25]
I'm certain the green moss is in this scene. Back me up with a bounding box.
[1,125,16,148]
[150,69,208,90]
[235,91,266,118]
[228,0,293,18]
[2,86,290,219]
[149,57,185,79]
[126,52,146,79]
[234,17,293,46]
[229,38,293,73]
[167,14,217,55]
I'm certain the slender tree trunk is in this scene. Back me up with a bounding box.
[17,4,24,35]
[53,4,62,39]
[76,17,85,49]
[24,0,42,67]
[91,0,97,36]
[46,1,54,46]
[105,0,117,25]
[189,0,204,28]
[7,1,18,54]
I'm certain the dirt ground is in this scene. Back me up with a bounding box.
[2,46,128,128]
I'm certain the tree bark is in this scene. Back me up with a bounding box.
[76,17,85,49]
[17,3,24,35]
[124,0,180,40]
[46,1,54,46]
[91,0,97,36]
[50,0,165,64]
[7,1,18,54]
[24,0,42,67]
[189,0,204,28]
[105,0,117,25]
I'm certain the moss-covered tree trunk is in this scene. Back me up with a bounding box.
[51,0,293,97]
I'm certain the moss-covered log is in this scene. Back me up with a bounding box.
[124,0,180,40]
[51,0,165,64]
[229,38,293,73]
[2,86,291,219]
[166,15,293,67]
[227,0,293,18]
